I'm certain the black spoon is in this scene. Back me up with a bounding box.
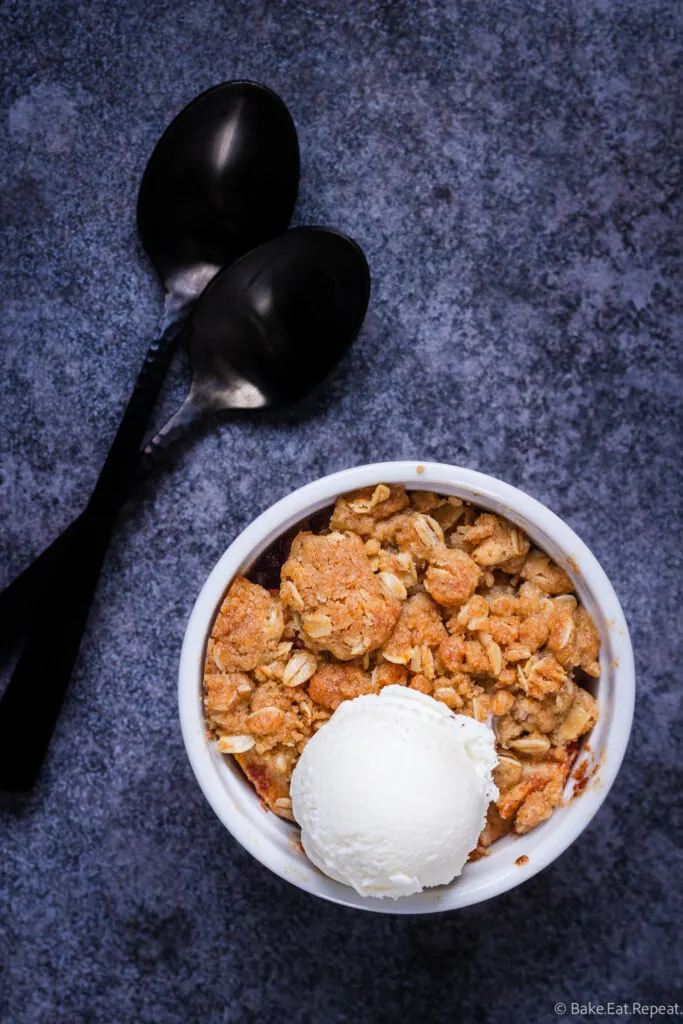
[0,227,370,792]
[0,81,299,648]
[137,80,300,317]
[145,226,371,450]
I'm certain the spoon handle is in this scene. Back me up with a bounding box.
[0,296,189,648]
[0,302,188,792]
[0,517,81,658]
[139,395,204,466]
[0,399,199,659]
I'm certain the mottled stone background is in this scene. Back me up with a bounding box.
[1,0,681,1021]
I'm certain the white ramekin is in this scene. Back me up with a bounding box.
[178,461,635,914]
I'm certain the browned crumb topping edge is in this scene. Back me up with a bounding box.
[203,485,600,852]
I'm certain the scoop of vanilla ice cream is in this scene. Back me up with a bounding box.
[290,685,498,899]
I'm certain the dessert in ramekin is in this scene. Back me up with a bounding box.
[179,462,634,913]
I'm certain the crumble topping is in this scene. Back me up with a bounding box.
[203,486,600,843]
[208,576,284,672]
[280,530,401,660]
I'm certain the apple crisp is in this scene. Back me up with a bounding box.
[203,485,600,850]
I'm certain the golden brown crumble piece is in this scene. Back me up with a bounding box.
[409,673,433,695]
[408,491,446,513]
[424,546,481,607]
[547,599,601,677]
[372,662,408,689]
[329,484,410,537]
[374,548,418,588]
[280,531,401,660]
[551,686,599,745]
[208,576,284,673]
[205,671,252,730]
[523,654,568,699]
[430,501,466,532]
[308,662,377,710]
[496,755,573,834]
[518,607,551,653]
[382,593,447,665]
[203,486,601,836]
[430,674,492,721]
[457,513,531,573]
[408,492,468,532]
[521,549,574,595]
[496,680,576,746]
[372,511,446,562]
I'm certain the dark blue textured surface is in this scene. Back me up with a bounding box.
[1,1,682,1021]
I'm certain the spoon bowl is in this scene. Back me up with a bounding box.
[144,227,371,451]
[137,81,300,309]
